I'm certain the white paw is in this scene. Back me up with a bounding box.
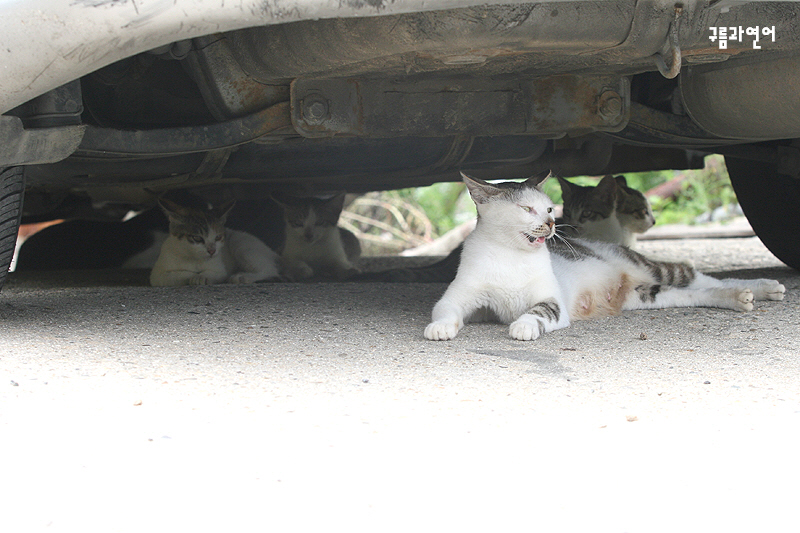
[509,318,543,341]
[755,280,786,301]
[424,321,460,341]
[736,289,754,312]
[189,275,209,285]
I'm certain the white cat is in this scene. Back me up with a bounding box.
[425,172,785,341]
[150,198,281,286]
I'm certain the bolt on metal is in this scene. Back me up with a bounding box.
[597,90,623,121]
[302,96,329,124]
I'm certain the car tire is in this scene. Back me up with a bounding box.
[0,166,24,292]
[725,156,800,271]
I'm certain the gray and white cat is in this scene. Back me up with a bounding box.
[273,193,361,280]
[150,198,281,286]
[425,173,785,341]
[557,174,655,247]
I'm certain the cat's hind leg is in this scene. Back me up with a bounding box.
[509,298,569,341]
[627,284,756,312]
[228,251,281,284]
[689,272,785,301]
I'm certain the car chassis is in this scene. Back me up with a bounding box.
[1,0,800,289]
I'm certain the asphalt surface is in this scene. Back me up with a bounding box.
[2,236,799,532]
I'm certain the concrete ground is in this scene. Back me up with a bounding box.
[1,235,799,532]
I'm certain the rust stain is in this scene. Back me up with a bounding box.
[528,75,603,132]
[227,78,288,115]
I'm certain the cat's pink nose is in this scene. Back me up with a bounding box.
[207,246,216,257]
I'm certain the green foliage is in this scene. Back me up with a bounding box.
[403,181,476,234]
[647,155,737,225]
[343,154,739,255]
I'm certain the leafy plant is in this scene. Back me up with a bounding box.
[343,154,739,255]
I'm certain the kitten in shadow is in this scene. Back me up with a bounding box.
[272,192,361,280]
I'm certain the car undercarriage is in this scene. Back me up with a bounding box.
[2,0,800,285]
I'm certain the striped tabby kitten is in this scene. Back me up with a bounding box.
[425,173,785,341]
[273,192,361,280]
[150,198,281,286]
[557,174,655,247]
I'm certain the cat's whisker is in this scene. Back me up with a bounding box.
[552,232,579,260]
[557,223,578,232]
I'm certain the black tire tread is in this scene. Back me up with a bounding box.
[0,166,25,292]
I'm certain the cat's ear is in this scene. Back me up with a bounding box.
[461,172,504,204]
[596,175,619,203]
[524,170,551,189]
[614,175,629,189]
[158,198,187,220]
[556,177,575,202]
[328,192,346,212]
[215,200,236,223]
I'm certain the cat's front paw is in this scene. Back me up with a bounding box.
[189,275,210,285]
[334,266,361,280]
[509,317,544,341]
[228,273,256,284]
[735,289,754,312]
[282,261,314,281]
[424,321,460,341]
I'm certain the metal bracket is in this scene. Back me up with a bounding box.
[291,75,629,139]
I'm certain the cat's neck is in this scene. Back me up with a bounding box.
[579,215,637,247]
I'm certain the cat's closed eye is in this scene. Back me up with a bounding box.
[188,235,204,244]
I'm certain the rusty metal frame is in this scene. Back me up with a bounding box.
[291,75,629,139]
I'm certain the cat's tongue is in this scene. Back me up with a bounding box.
[535,236,546,244]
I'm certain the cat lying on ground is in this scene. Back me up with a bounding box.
[15,194,288,273]
[272,192,361,280]
[424,172,785,341]
[150,198,281,286]
[363,172,655,283]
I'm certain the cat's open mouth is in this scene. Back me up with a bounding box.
[522,232,547,245]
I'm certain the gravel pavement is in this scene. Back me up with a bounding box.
[2,235,799,532]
